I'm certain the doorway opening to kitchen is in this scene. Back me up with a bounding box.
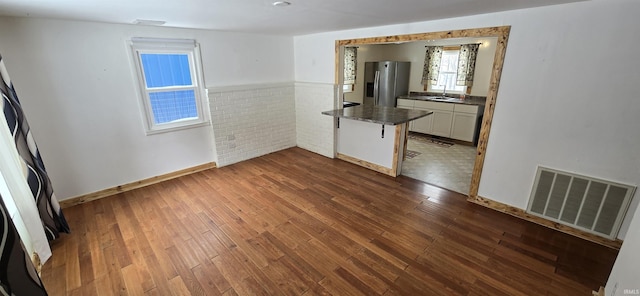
[403,133,478,194]
[334,26,510,198]
[395,37,495,194]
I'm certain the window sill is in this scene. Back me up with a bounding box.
[145,120,210,136]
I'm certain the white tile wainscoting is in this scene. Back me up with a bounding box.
[294,82,336,158]
[208,83,297,166]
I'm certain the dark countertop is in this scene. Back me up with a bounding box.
[398,95,486,106]
[322,104,432,125]
[343,101,361,108]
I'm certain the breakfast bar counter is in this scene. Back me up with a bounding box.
[322,104,432,125]
[322,105,432,177]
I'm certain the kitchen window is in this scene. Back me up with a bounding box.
[431,49,466,93]
[130,38,208,134]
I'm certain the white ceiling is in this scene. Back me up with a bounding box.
[0,0,585,36]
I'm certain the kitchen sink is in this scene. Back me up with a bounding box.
[427,96,459,102]
[403,96,462,103]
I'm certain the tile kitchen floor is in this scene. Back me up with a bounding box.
[402,134,477,195]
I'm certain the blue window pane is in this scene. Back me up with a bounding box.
[149,90,198,124]
[141,53,192,88]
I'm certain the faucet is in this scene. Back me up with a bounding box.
[441,75,448,97]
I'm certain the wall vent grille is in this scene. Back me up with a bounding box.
[527,166,635,239]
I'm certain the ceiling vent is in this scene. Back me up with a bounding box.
[272,1,291,6]
[133,19,166,26]
[527,166,635,239]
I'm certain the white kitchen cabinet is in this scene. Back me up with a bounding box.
[414,101,453,137]
[396,99,415,108]
[430,110,453,137]
[414,100,454,111]
[411,112,433,134]
[451,104,481,142]
[451,113,477,141]
[396,99,481,142]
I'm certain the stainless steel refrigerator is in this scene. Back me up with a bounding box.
[363,61,410,107]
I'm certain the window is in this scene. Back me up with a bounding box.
[130,38,208,134]
[431,50,466,93]
[343,84,354,93]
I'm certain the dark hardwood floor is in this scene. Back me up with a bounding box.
[41,147,618,295]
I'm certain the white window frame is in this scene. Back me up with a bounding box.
[129,38,209,135]
[430,49,466,94]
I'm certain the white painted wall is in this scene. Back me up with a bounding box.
[606,205,640,295]
[0,17,294,200]
[294,0,640,239]
[394,42,428,96]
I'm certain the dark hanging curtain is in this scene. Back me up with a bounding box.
[0,54,70,240]
[343,47,357,85]
[456,43,480,87]
[421,46,443,86]
[0,195,48,295]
